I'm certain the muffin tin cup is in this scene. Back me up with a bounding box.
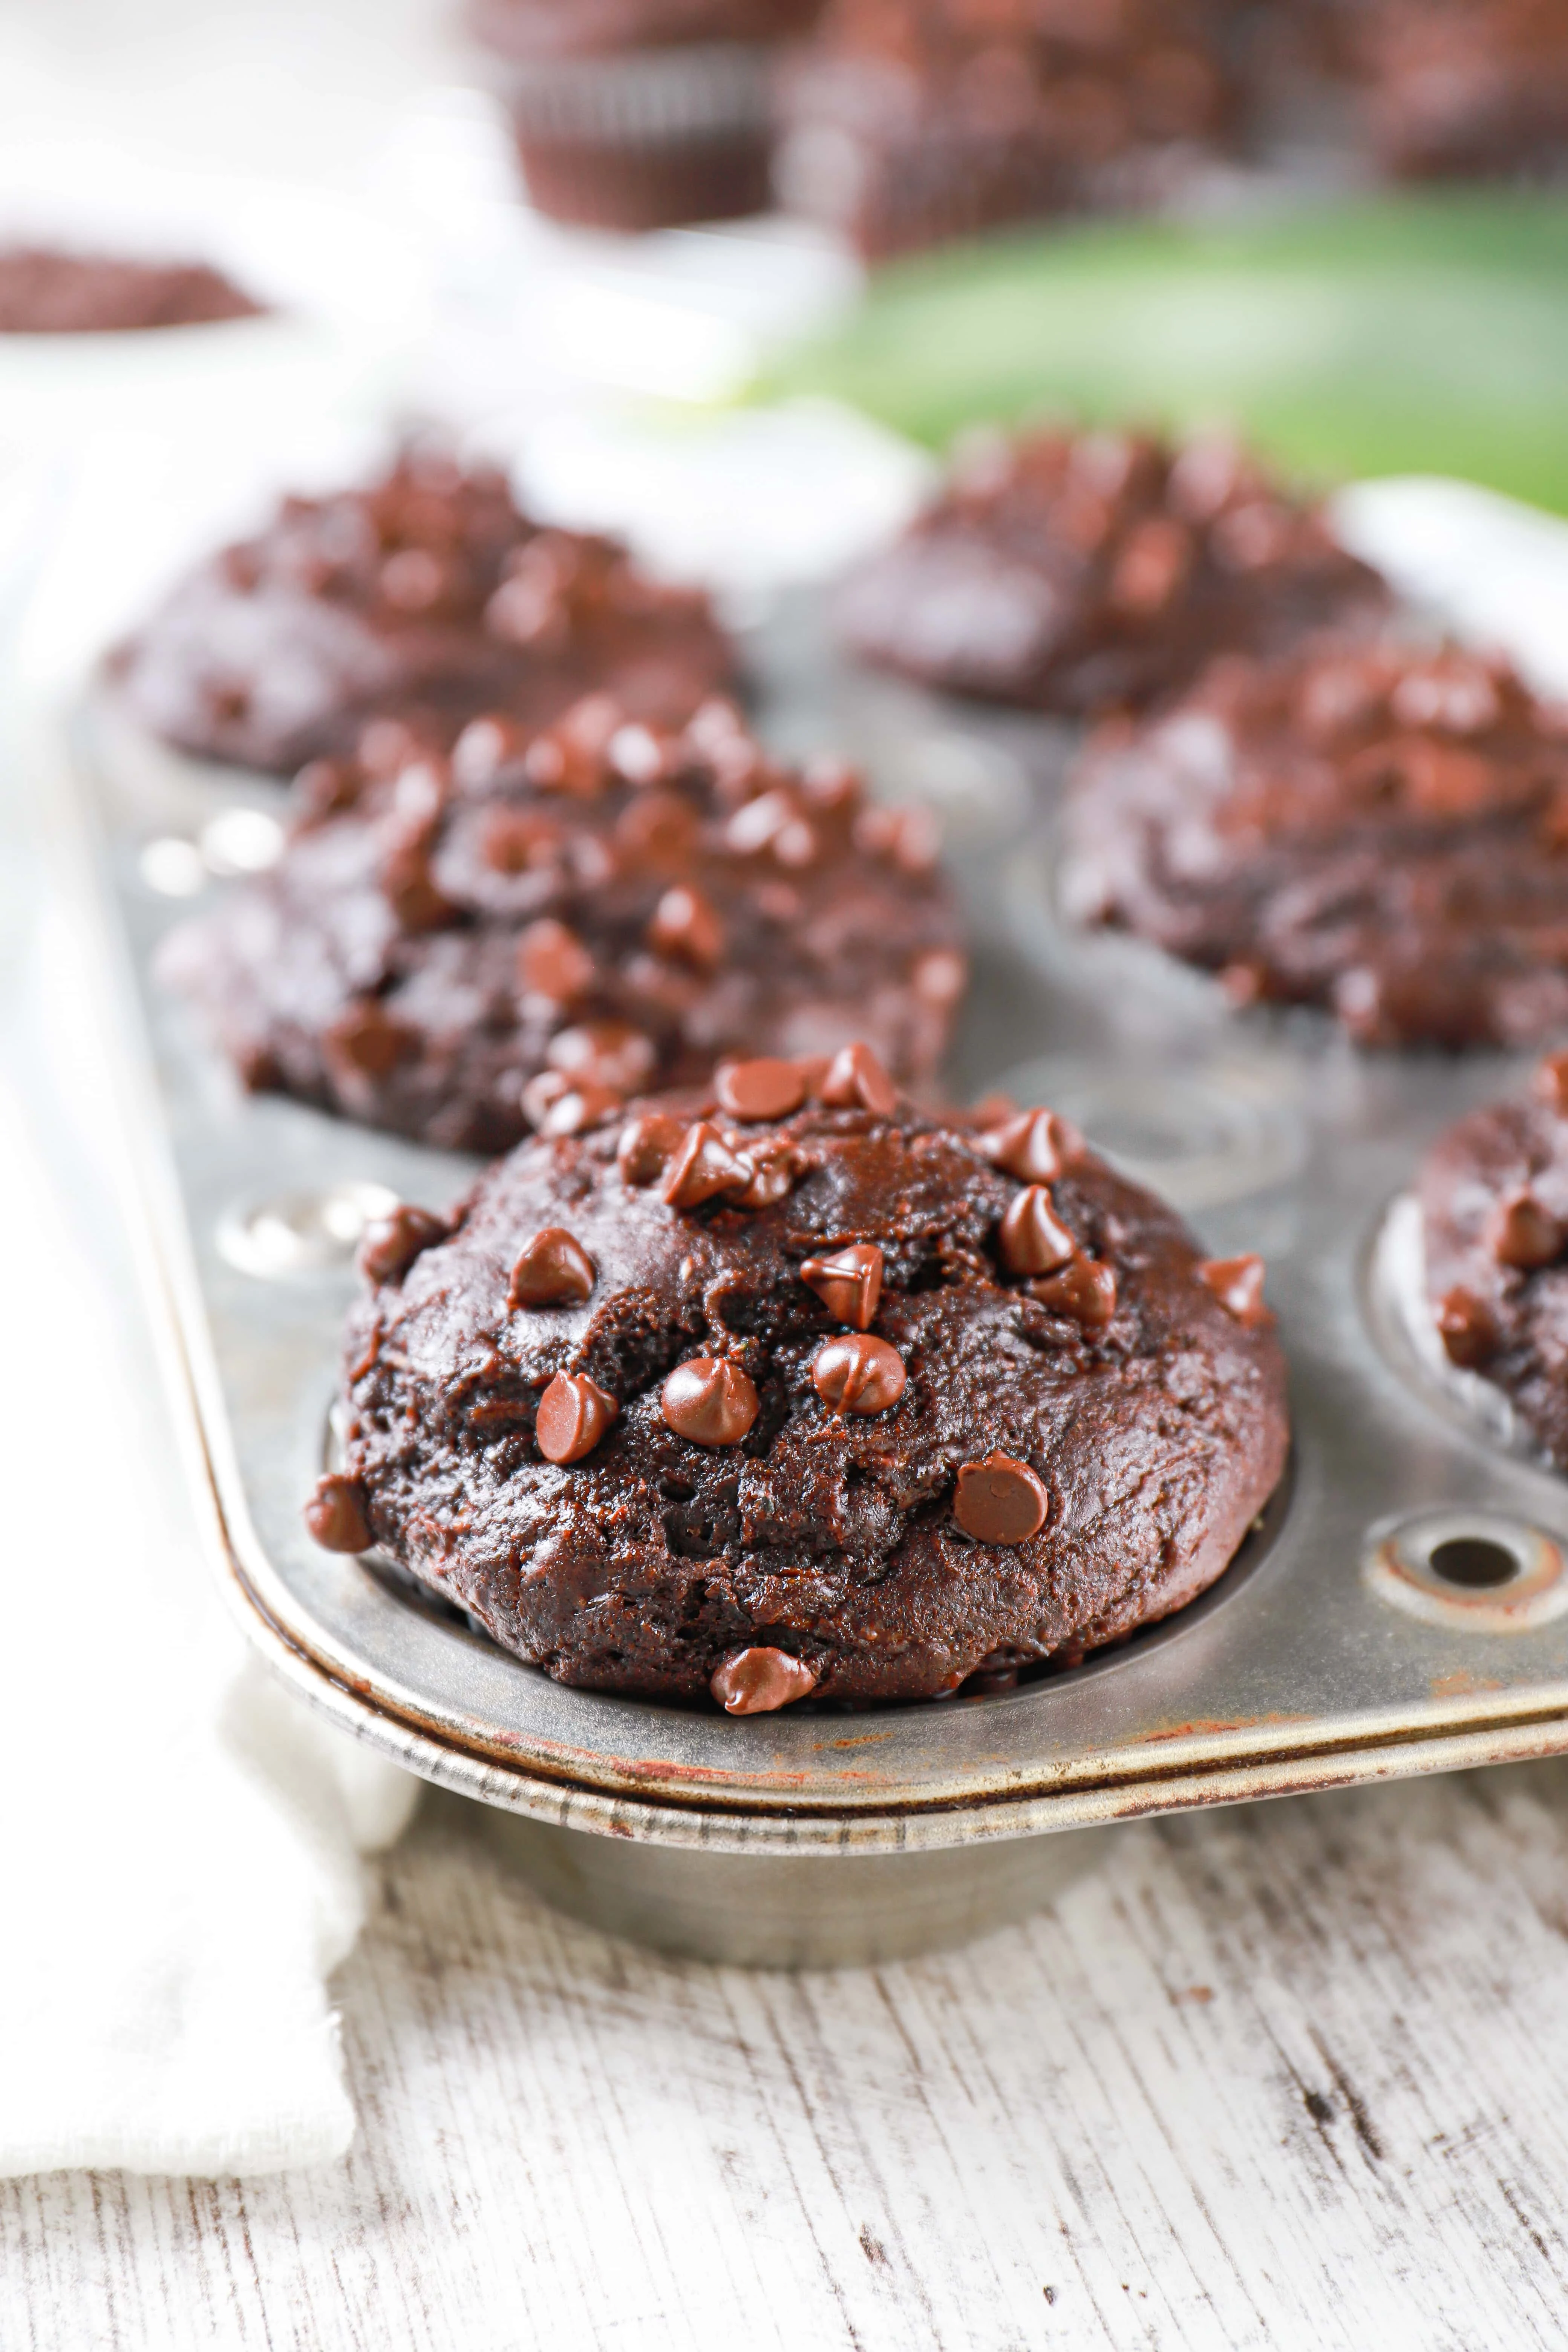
[57,613,1568,1968]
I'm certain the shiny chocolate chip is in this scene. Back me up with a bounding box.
[1436,1286,1498,1369]
[1197,1254,1271,1326]
[819,1042,898,1116]
[953,1453,1049,1546]
[617,1112,687,1186]
[811,1333,906,1416]
[661,1121,751,1211]
[715,1057,806,1122]
[1535,1052,1568,1116]
[1031,1256,1118,1329]
[800,1242,883,1330]
[516,919,594,1005]
[729,1147,796,1210]
[710,1648,819,1715]
[661,1356,759,1447]
[509,1227,596,1308]
[322,999,418,1080]
[358,1204,447,1285]
[648,883,724,970]
[304,1473,372,1554]
[1486,1190,1562,1270]
[547,1019,656,1095]
[998,1185,1076,1277]
[975,1108,1081,1184]
[535,1372,618,1464]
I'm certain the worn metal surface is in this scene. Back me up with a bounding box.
[58,632,1568,1885]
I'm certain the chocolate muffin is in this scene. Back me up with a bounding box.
[1419,1050,1568,1467]
[468,0,825,231]
[1344,0,1568,182]
[307,1054,1288,1707]
[838,428,1388,719]
[779,0,1240,262]
[109,447,734,775]
[162,698,965,1153]
[0,246,265,333]
[1062,636,1568,1050]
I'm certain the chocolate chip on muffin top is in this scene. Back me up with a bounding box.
[160,697,966,1153]
[310,1053,1288,1710]
[109,445,734,773]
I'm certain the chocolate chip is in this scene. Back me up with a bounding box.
[516,919,594,1005]
[800,1242,883,1329]
[1436,1286,1497,1369]
[615,791,698,865]
[535,1372,619,1464]
[303,1473,372,1553]
[1032,1256,1118,1329]
[811,1333,906,1416]
[1536,1052,1568,1116]
[452,713,530,790]
[715,1057,806,1122]
[547,1019,656,1094]
[661,1121,752,1210]
[617,1112,687,1186]
[358,1204,447,1285]
[998,1185,1076,1276]
[481,808,561,874]
[661,1356,759,1446]
[647,882,724,969]
[976,1108,1081,1183]
[709,1647,819,1714]
[819,1043,898,1115]
[953,1453,1049,1545]
[1486,1190,1562,1269]
[912,949,968,1008]
[537,1083,622,1138]
[1197,1254,1271,1326]
[729,1145,796,1210]
[509,1227,596,1308]
[381,841,454,935]
[323,999,418,1080]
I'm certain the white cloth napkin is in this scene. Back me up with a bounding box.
[0,892,418,2178]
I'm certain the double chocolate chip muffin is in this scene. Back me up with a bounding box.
[838,427,1388,718]
[110,446,733,774]
[1063,636,1568,1049]
[1420,1051,1568,1468]
[162,698,965,1153]
[306,1051,1288,1709]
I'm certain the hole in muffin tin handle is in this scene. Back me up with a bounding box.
[1364,1510,1568,1632]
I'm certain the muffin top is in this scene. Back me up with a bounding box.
[1420,1049,1568,1468]
[1344,0,1568,177]
[312,1057,1288,1709]
[1063,635,1568,1049]
[109,446,733,774]
[838,427,1387,718]
[0,245,265,333]
[162,698,965,1154]
[467,0,822,62]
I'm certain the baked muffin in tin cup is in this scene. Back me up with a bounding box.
[468,0,825,231]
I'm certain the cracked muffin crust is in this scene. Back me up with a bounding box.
[161,698,965,1153]
[1062,636,1568,1049]
[109,446,733,773]
[309,1055,1289,1709]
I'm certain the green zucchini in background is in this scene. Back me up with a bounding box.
[764,192,1568,510]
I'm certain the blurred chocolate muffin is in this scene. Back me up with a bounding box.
[1062,635,1568,1049]
[109,447,734,776]
[839,427,1388,718]
[468,0,825,230]
[0,246,265,333]
[161,697,965,1153]
[1344,0,1568,181]
[779,0,1241,261]
[308,1061,1288,1706]
[1420,1050,1568,1466]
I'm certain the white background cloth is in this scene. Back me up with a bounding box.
[2,0,1568,2186]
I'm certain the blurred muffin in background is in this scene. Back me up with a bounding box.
[467,0,827,230]
[0,247,265,334]
[838,424,1388,717]
[777,0,1243,262]
[1340,0,1568,182]
[109,445,735,774]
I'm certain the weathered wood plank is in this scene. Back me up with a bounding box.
[10,1764,1568,2351]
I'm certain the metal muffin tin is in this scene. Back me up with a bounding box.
[57,611,1568,1967]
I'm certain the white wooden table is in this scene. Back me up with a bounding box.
[10,1761,1568,2350]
